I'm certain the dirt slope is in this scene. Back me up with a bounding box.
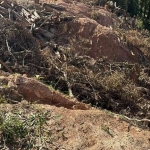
[38,0,149,62]
[43,104,150,150]
[58,17,139,61]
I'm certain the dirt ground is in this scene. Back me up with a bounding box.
[39,0,148,62]
[42,104,150,150]
[2,102,149,150]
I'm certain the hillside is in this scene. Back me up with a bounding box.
[0,0,150,149]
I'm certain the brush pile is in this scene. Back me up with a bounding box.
[0,0,71,74]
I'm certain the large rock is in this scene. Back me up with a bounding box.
[7,75,91,109]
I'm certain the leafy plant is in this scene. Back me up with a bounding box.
[0,114,27,146]
[91,10,99,19]
[101,124,113,137]
[0,106,51,149]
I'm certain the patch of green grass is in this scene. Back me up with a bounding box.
[12,73,20,76]
[35,75,44,80]
[101,124,113,137]
[104,109,114,116]
[47,84,55,90]
[136,19,144,30]
[0,96,7,104]
[91,10,99,20]
[101,124,110,132]
[0,106,51,149]
[1,83,8,88]
[119,115,125,119]
[0,114,27,145]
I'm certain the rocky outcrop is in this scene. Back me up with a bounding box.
[1,74,91,110]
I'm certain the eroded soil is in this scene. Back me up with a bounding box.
[36,104,150,150]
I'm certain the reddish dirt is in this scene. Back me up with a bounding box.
[42,104,150,150]
[1,74,90,110]
[58,17,139,61]
[38,0,145,62]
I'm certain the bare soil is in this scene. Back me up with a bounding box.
[38,104,150,150]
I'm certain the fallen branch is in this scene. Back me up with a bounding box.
[123,115,150,123]
[120,115,150,129]
[6,39,18,66]
[0,59,13,73]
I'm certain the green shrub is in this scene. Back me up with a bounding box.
[0,107,50,149]
[136,18,144,30]
[0,115,27,145]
